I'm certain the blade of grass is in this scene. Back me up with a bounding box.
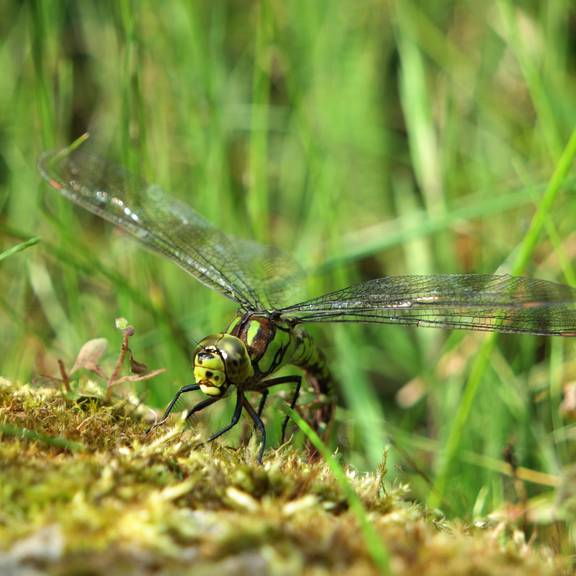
[0,237,40,263]
[247,0,272,242]
[29,0,56,148]
[118,0,146,170]
[497,1,563,157]
[285,405,392,576]
[333,326,390,469]
[511,129,576,275]
[0,423,85,452]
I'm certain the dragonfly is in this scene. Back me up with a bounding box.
[39,142,576,462]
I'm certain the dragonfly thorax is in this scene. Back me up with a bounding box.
[193,334,254,396]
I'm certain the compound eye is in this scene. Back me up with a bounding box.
[197,351,214,363]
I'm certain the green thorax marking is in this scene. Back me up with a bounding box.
[228,313,323,381]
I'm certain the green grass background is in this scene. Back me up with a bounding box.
[1,0,576,532]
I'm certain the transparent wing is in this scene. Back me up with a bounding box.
[39,145,303,311]
[235,239,305,309]
[278,274,576,336]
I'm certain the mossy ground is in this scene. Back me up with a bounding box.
[0,379,567,576]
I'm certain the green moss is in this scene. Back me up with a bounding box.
[0,379,567,575]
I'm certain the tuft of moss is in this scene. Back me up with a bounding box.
[0,379,567,575]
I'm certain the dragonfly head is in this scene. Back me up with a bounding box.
[193,334,253,396]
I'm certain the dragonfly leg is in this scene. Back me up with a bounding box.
[147,384,200,432]
[206,390,243,443]
[257,389,269,417]
[184,396,221,423]
[282,377,301,443]
[256,376,302,444]
[241,395,266,464]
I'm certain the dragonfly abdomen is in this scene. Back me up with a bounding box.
[290,325,334,431]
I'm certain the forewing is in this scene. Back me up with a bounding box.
[235,239,305,309]
[39,145,302,310]
[279,274,576,336]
